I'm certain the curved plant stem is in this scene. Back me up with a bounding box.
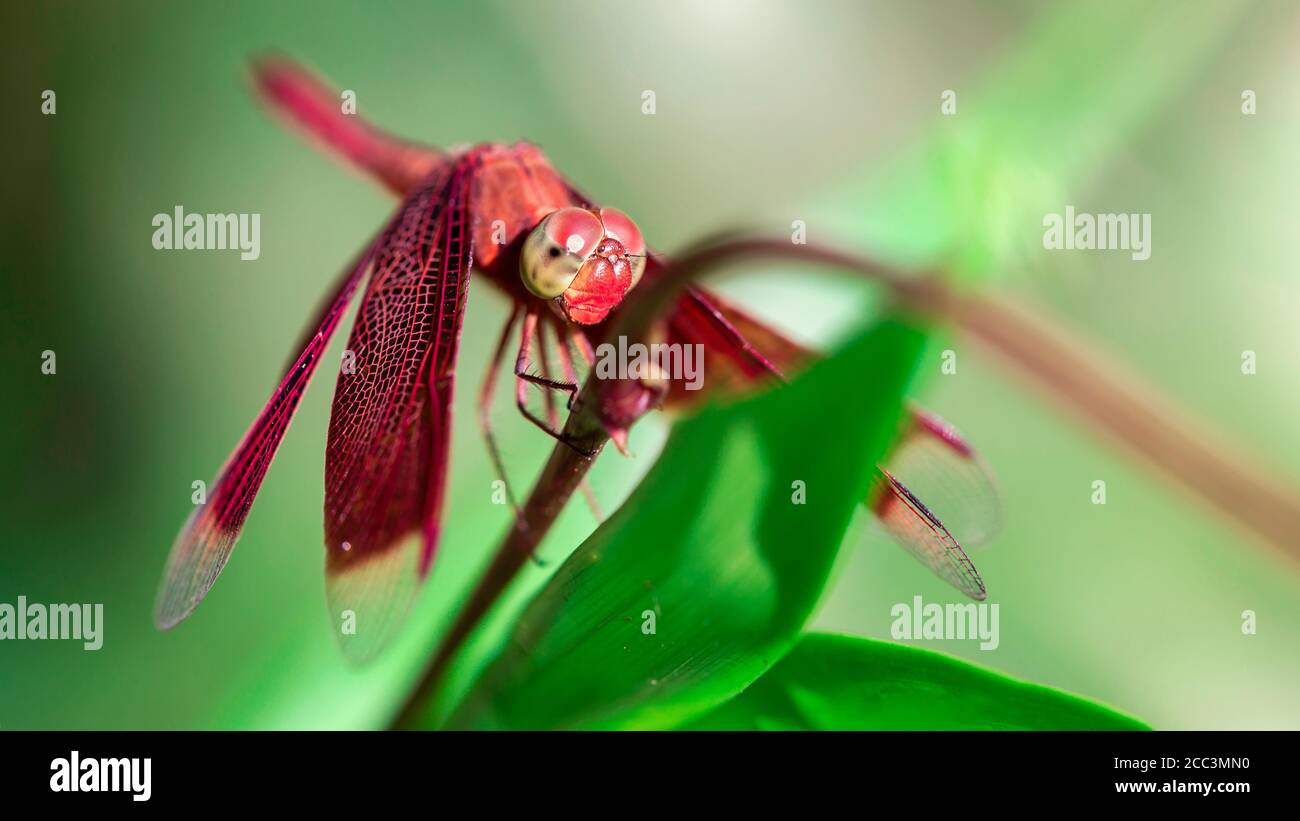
[937,287,1300,560]
[390,393,611,728]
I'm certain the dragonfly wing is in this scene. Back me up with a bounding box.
[323,162,474,663]
[664,276,997,596]
[662,289,808,408]
[650,246,810,402]
[155,239,378,630]
[678,286,812,377]
[873,469,987,600]
[882,407,1001,548]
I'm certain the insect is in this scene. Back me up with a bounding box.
[155,57,1000,660]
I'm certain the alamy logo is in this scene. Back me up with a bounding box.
[890,594,999,651]
[593,336,704,391]
[151,206,261,260]
[0,596,103,650]
[50,751,151,802]
[1042,206,1151,261]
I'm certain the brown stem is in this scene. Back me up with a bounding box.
[608,235,913,343]
[390,392,611,728]
[933,286,1300,564]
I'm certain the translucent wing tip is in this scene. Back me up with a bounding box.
[873,470,988,601]
[325,531,426,665]
[886,406,1003,549]
[154,507,239,630]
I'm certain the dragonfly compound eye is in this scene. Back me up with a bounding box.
[598,206,647,287]
[520,207,603,298]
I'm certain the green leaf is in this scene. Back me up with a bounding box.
[686,633,1149,730]
[444,318,927,729]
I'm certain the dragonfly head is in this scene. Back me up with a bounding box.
[520,206,646,325]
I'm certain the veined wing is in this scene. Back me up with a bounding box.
[155,238,379,630]
[323,161,474,662]
[871,469,987,600]
[665,281,997,598]
[656,251,810,407]
[881,407,1001,549]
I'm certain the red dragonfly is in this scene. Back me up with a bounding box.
[155,57,999,660]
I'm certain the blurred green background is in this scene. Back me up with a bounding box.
[2,0,1298,729]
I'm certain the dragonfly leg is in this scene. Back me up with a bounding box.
[552,326,581,412]
[514,310,596,458]
[478,305,523,515]
[515,312,580,396]
[535,322,563,432]
[557,326,604,520]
